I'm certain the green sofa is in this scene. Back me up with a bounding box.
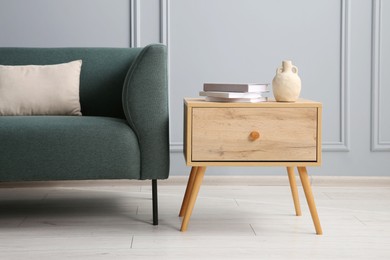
[0,44,169,225]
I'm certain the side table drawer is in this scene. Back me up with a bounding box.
[191,107,318,162]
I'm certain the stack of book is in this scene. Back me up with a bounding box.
[200,83,270,103]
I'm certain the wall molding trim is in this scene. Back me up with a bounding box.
[371,0,390,151]
[130,0,141,47]
[170,142,183,153]
[322,0,350,152]
[159,0,169,45]
[159,0,175,152]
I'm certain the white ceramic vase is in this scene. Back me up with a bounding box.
[272,60,301,102]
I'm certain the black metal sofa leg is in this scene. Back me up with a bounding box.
[152,179,158,225]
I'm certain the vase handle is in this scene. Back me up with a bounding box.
[292,66,298,74]
[276,67,283,74]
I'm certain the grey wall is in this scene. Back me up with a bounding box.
[0,0,130,47]
[0,0,389,176]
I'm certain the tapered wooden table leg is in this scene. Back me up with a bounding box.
[297,166,323,235]
[180,166,206,232]
[179,166,198,217]
[287,167,302,216]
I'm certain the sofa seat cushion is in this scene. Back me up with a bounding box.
[0,116,140,181]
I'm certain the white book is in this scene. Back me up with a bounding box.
[199,91,269,99]
[205,96,268,103]
[203,83,269,93]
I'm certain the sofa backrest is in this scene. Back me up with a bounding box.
[0,47,143,118]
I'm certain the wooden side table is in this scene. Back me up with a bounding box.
[179,98,323,235]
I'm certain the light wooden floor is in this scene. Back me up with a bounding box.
[1,176,390,259]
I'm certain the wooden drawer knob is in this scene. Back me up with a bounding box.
[249,131,260,141]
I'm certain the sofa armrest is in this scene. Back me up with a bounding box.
[122,44,169,180]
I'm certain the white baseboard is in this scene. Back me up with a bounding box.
[1,176,389,188]
[161,176,390,187]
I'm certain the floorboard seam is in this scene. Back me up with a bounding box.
[249,224,257,236]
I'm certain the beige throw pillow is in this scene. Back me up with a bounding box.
[0,60,82,116]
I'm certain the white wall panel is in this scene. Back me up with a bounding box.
[169,0,346,151]
[0,0,130,47]
[140,0,161,46]
[372,0,390,151]
[380,0,390,143]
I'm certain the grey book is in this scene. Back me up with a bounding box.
[203,83,269,93]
